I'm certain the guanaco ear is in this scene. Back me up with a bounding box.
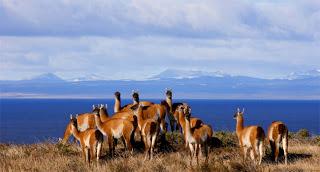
[70,114,73,120]
[237,107,240,113]
[76,114,79,118]
[242,108,245,114]
[105,104,108,109]
[92,105,96,109]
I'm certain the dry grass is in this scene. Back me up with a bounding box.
[0,131,319,172]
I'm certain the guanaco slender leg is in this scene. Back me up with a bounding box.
[283,135,288,165]
[189,143,194,166]
[196,144,200,166]
[82,147,86,162]
[96,142,102,161]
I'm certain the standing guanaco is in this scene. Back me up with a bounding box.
[61,105,105,144]
[177,104,207,147]
[234,108,265,165]
[94,109,135,157]
[183,106,212,166]
[130,103,160,160]
[268,121,288,164]
[69,115,103,163]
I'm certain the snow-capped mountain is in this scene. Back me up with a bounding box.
[69,74,103,82]
[27,73,65,82]
[1,69,319,99]
[150,69,228,79]
[286,69,320,80]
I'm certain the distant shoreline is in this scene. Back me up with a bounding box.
[1,96,320,101]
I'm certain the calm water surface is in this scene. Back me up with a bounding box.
[0,99,319,144]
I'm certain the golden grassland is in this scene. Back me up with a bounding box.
[0,130,319,172]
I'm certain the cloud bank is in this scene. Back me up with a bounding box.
[0,0,319,80]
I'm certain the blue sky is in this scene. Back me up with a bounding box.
[0,0,319,80]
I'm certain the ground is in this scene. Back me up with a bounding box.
[0,130,319,172]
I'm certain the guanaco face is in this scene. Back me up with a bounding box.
[132,90,140,104]
[114,91,121,113]
[268,121,288,164]
[69,115,103,163]
[165,89,172,100]
[233,108,265,165]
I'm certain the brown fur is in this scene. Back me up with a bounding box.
[131,104,160,160]
[177,105,205,147]
[141,101,168,133]
[268,121,289,164]
[119,91,154,112]
[69,116,103,163]
[234,108,265,165]
[61,105,106,144]
[94,111,135,157]
[184,110,212,166]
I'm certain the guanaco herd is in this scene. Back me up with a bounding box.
[60,89,289,166]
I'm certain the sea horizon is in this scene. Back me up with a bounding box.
[1,98,319,144]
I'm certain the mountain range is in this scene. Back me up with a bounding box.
[0,69,319,99]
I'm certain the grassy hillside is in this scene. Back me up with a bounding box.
[0,130,319,172]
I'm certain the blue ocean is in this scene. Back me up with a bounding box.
[0,99,319,144]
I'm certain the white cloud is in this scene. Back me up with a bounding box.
[1,36,319,80]
[1,0,319,39]
[0,0,319,80]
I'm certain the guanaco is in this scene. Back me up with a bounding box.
[61,105,105,144]
[268,121,288,164]
[69,115,103,163]
[130,103,160,160]
[184,107,212,166]
[94,110,134,157]
[177,104,208,147]
[234,108,265,165]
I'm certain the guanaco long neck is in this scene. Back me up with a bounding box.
[178,110,186,132]
[114,97,121,113]
[135,107,145,130]
[236,116,244,137]
[133,99,139,105]
[71,126,81,141]
[62,122,72,144]
[94,114,104,133]
[184,117,192,140]
[99,108,109,122]
[166,97,173,113]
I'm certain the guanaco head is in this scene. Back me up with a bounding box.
[114,91,121,100]
[69,114,78,131]
[233,107,245,120]
[132,90,139,103]
[92,105,99,112]
[165,88,172,99]
[92,105,100,116]
[100,104,107,111]
[178,105,190,120]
